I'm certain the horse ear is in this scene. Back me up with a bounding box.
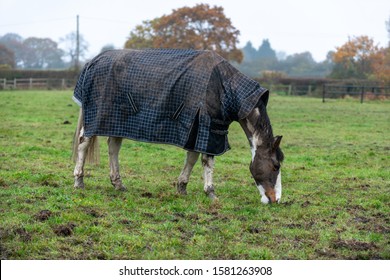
[273,135,282,150]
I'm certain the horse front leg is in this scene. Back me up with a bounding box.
[108,137,126,191]
[201,154,217,200]
[74,128,91,189]
[177,151,200,195]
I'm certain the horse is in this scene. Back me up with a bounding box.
[72,49,284,204]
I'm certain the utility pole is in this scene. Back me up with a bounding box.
[75,15,80,71]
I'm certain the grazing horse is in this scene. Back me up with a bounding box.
[72,49,284,204]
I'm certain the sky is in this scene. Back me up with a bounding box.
[0,0,389,62]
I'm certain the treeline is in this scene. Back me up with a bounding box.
[235,40,333,78]
[0,33,92,70]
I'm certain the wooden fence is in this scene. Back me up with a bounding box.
[266,84,320,96]
[322,84,390,103]
[0,78,77,90]
[1,78,389,103]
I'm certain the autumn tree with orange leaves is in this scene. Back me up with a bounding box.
[124,4,243,63]
[330,36,380,79]
[330,35,390,83]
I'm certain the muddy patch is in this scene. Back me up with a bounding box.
[247,226,267,234]
[119,219,132,225]
[14,228,32,242]
[81,207,105,218]
[34,210,53,221]
[0,178,9,188]
[331,238,377,251]
[53,223,77,237]
[315,248,338,258]
[41,179,60,188]
[141,192,153,198]
[301,200,311,207]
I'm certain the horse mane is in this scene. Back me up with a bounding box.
[254,100,284,162]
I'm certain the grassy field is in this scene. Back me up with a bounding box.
[0,90,389,260]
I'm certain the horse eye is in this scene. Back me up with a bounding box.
[273,164,280,171]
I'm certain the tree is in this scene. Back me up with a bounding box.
[125,21,155,49]
[241,41,257,62]
[60,32,89,69]
[21,37,64,69]
[238,39,278,77]
[124,4,243,63]
[0,44,15,69]
[257,39,277,60]
[0,33,25,67]
[331,36,380,79]
[371,47,390,84]
[100,44,116,53]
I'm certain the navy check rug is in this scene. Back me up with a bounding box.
[73,49,268,155]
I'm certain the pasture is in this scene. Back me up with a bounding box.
[0,90,389,260]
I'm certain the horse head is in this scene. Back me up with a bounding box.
[250,135,284,204]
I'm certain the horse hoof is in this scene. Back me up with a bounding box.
[177,182,188,195]
[115,185,127,191]
[74,178,85,189]
[208,192,218,201]
[205,185,217,200]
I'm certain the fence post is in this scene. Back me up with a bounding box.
[29,78,33,89]
[62,79,65,90]
[322,84,326,103]
[288,84,292,95]
[2,78,5,89]
[13,78,16,89]
[308,85,312,95]
[360,86,364,103]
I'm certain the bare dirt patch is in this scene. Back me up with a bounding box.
[14,228,32,242]
[331,238,377,251]
[34,210,53,221]
[53,223,77,237]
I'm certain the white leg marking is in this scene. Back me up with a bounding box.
[257,184,269,204]
[178,152,199,185]
[73,128,91,188]
[275,171,282,203]
[202,154,215,193]
[177,152,199,194]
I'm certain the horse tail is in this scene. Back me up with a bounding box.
[72,108,100,164]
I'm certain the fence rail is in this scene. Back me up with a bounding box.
[2,78,390,103]
[322,84,390,103]
[0,78,77,90]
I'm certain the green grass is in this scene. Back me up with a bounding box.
[0,90,389,260]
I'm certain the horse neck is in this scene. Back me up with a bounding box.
[239,106,273,160]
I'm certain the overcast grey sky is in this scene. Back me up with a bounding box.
[0,0,389,61]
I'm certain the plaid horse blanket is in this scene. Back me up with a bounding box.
[73,49,268,155]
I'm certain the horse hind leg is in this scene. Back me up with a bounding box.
[73,127,92,189]
[201,154,218,201]
[108,137,126,191]
[177,151,200,195]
